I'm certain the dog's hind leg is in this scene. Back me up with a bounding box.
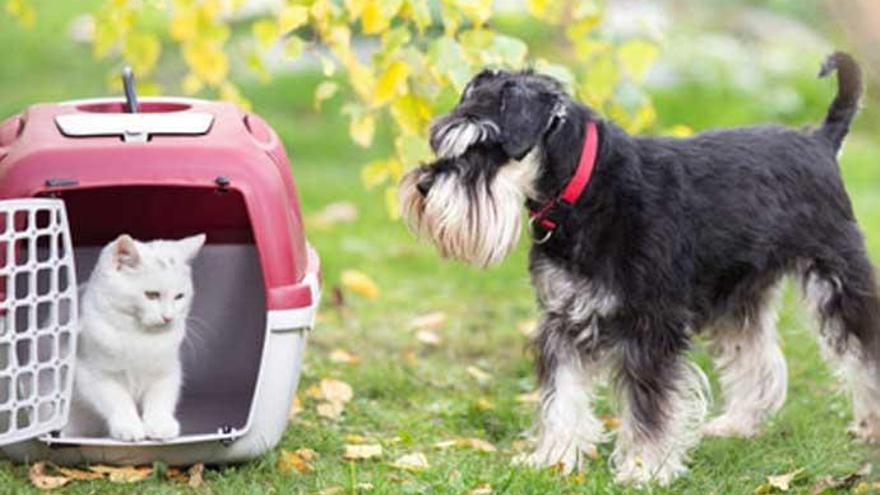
[516,315,607,475]
[703,285,788,438]
[611,324,710,486]
[803,249,880,443]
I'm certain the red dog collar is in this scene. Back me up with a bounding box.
[529,121,599,243]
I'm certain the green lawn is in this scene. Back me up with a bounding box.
[2,4,880,494]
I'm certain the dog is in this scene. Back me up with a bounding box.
[398,51,880,486]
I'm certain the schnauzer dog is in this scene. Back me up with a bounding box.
[399,51,880,486]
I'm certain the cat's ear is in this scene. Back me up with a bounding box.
[178,234,206,263]
[114,234,141,270]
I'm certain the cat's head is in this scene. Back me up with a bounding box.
[94,233,206,331]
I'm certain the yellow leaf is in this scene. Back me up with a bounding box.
[344,0,367,20]
[314,81,338,110]
[579,54,617,107]
[187,463,204,489]
[601,416,621,429]
[361,0,401,34]
[346,60,374,101]
[252,19,279,49]
[390,94,431,135]
[410,311,447,330]
[285,36,305,60]
[278,5,309,33]
[401,0,431,33]
[349,113,375,148]
[434,438,497,453]
[390,452,429,471]
[278,449,314,474]
[416,329,442,346]
[182,73,203,95]
[5,0,36,28]
[343,444,383,460]
[362,160,392,189]
[618,39,659,82]
[289,394,303,418]
[54,466,104,481]
[341,269,380,299]
[320,378,354,403]
[169,7,198,42]
[123,32,161,76]
[329,349,360,364]
[320,55,336,76]
[466,365,492,383]
[766,468,805,492]
[373,60,410,107]
[448,0,491,27]
[28,462,70,490]
[316,400,345,419]
[183,40,229,85]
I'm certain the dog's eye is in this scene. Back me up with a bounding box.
[174,293,185,300]
[144,291,161,300]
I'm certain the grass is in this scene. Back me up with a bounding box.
[1,4,880,494]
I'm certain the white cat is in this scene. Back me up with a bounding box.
[65,233,205,442]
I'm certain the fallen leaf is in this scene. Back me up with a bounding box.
[356,482,375,491]
[344,434,375,444]
[289,395,303,418]
[54,466,104,480]
[320,378,354,404]
[390,452,430,471]
[471,484,493,495]
[810,463,871,495]
[187,463,204,488]
[402,350,418,363]
[416,329,442,346]
[317,400,345,420]
[278,449,314,475]
[601,416,621,429]
[434,438,497,453]
[165,467,188,483]
[410,311,447,330]
[28,462,70,490]
[516,391,541,404]
[466,366,492,383]
[306,384,323,399]
[344,443,383,460]
[768,468,804,491]
[475,398,494,411]
[88,465,152,483]
[516,319,537,337]
[329,349,360,365]
[341,270,380,300]
[309,201,358,229]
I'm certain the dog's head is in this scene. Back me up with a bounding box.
[399,69,571,267]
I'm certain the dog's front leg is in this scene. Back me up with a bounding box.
[517,316,607,474]
[612,335,710,486]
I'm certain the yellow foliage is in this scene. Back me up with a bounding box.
[183,40,228,85]
[349,112,375,147]
[341,270,380,299]
[122,32,161,75]
[278,5,309,33]
[390,94,431,135]
[373,61,410,107]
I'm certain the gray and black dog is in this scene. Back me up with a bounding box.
[398,52,880,485]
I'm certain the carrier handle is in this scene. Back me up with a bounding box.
[122,66,139,113]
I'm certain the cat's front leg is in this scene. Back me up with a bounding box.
[141,367,182,440]
[75,366,145,441]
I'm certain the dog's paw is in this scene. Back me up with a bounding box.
[849,415,880,444]
[613,454,687,487]
[108,415,146,442]
[513,441,597,475]
[702,415,760,438]
[143,413,180,440]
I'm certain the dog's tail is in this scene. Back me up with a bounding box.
[817,51,863,152]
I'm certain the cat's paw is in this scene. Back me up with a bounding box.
[143,414,180,440]
[108,415,146,442]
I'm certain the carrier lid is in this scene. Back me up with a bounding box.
[55,112,214,143]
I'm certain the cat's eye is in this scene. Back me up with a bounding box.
[174,293,185,300]
[144,291,161,300]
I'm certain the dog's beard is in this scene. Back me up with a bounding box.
[400,150,540,268]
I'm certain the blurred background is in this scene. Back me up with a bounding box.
[1,1,879,493]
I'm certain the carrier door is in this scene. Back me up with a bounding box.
[0,199,78,446]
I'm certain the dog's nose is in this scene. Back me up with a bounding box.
[416,176,435,197]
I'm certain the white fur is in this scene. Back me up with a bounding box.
[612,361,710,486]
[436,119,500,159]
[804,273,880,443]
[64,234,205,441]
[516,357,607,474]
[704,290,788,438]
[400,148,541,268]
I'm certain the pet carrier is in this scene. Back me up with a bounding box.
[0,76,320,465]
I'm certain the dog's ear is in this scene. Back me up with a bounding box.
[499,84,556,160]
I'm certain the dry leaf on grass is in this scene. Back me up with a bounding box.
[317,400,345,420]
[187,463,205,488]
[415,329,442,346]
[341,270,380,299]
[466,366,492,383]
[470,484,493,495]
[810,463,871,495]
[54,466,104,480]
[356,482,375,491]
[329,349,360,365]
[289,395,303,419]
[516,391,541,404]
[475,398,494,411]
[390,452,430,472]
[278,448,315,475]
[516,320,537,337]
[601,416,621,429]
[28,462,70,490]
[344,443,383,460]
[434,438,497,453]
[309,202,358,229]
[320,378,354,403]
[88,465,153,483]
[755,468,805,493]
[410,311,447,331]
